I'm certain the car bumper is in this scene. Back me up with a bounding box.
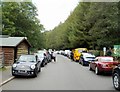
[12,69,35,76]
[74,56,80,61]
[83,60,91,65]
[99,68,113,73]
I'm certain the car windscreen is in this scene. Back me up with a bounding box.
[78,50,83,53]
[86,57,95,59]
[18,55,36,62]
[100,57,113,62]
[83,53,95,58]
[37,53,44,58]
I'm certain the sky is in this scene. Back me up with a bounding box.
[32,0,80,30]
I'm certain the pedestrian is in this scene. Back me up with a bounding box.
[52,51,56,62]
[35,55,38,61]
[106,47,112,56]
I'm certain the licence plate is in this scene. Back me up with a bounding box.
[19,70,26,73]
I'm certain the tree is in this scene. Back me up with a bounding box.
[2,2,44,50]
[43,2,120,50]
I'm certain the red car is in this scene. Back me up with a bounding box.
[89,56,120,75]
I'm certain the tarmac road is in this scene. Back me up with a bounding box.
[2,54,115,90]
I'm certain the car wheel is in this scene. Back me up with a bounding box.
[113,73,120,91]
[79,59,81,64]
[12,73,16,76]
[95,67,100,75]
[33,69,38,77]
[38,67,41,72]
[41,62,45,67]
[73,58,75,61]
[44,59,47,65]
[81,59,84,66]
[89,64,92,71]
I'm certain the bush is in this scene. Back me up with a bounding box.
[89,50,100,56]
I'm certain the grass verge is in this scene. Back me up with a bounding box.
[0,67,6,71]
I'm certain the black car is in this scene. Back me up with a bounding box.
[36,50,48,67]
[12,55,41,77]
[112,64,120,91]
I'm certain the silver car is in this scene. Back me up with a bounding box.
[79,52,96,66]
[12,55,41,77]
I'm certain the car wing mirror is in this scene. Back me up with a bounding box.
[94,59,97,61]
[15,59,18,61]
[44,53,46,56]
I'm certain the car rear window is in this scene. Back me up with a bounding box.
[100,57,113,62]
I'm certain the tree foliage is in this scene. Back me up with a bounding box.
[2,2,44,50]
[43,2,120,50]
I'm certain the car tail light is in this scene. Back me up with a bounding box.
[101,64,109,68]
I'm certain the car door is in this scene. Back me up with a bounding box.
[93,58,99,70]
[91,58,98,70]
[80,54,84,62]
[35,56,41,70]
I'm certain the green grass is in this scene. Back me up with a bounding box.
[0,67,6,71]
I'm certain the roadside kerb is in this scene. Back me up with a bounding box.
[0,76,15,87]
[0,66,14,87]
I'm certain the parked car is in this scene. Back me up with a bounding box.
[36,50,48,67]
[12,55,41,77]
[59,50,64,55]
[65,50,71,58]
[61,50,65,55]
[73,48,88,62]
[112,64,120,91]
[79,52,95,66]
[89,56,120,75]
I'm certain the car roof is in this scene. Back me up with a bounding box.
[96,56,113,60]
[82,53,95,57]
[20,54,35,57]
[96,56,113,58]
[38,50,46,53]
[75,48,87,50]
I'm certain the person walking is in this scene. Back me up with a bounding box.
[52,51,56,62]
[106,47,112,56]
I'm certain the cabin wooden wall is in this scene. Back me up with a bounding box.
[1,40,30,66]
[17,41,29,59]
[0,48,3,67]
[1,47,14,66]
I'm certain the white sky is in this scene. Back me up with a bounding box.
[32,0,80,30]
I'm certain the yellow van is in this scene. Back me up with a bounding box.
[73,48,88,62]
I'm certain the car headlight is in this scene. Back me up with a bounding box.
[30,65,35,69]
[84,58,88,61]
[102,64,108,68]
[12,64,17,68]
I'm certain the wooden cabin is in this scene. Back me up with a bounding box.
[0,36,31,66]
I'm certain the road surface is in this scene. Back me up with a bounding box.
[2,54,115,90]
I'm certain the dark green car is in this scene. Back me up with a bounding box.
[112,64,120,91]
[12,55,41,77]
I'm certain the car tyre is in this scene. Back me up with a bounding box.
[89,64,92,71]
[38,67,41,72]
[113,73,120,91]
[81,59,84,66]
[33,69,38,77]
[79,59,81,64]
[12,73,16,76]
[95,67,100,75]
[41,62,45,67]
